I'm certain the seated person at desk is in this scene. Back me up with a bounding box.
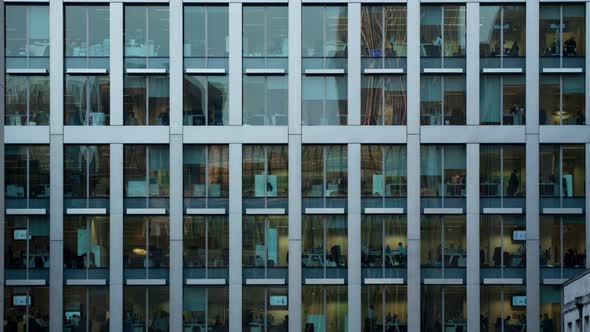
[564,37,577,56]
[126,111,139,125]
[157,107,170,125]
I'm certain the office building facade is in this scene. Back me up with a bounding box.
[0,0,589,331]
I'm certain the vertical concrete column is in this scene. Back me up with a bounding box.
[169,0,183,135]
[288,0,303,329]
[347,144,361,332]
[466,3,480,126]
[228,3,242,126]
[109,144,124,331]
[406,0,421,329]
[228,144,242,331]
[406,134,421,332]
[49,1,64,330]
[0,2,5,330]
[526,0,540,328]
[526,137,540,328]
[466,143,480,332]
[288,136,302,332]
[347,3,361,126]
[169,135,183,331]
[586,143,590,268]
[49,137,63,332]
[110,3,124,126]
[168,2,184,330]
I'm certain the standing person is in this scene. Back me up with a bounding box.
[507,169,519,197]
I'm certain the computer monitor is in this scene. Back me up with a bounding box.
[512,295,527,307]
[13,295,30,306]
[512,230,526,241]
[269,295,288,306]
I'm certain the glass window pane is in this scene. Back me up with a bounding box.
[208,7,229,57]
[540,5,561,57]
[63,286,109,331]
[361,145,383,197]
[124,145,147,198]
[28,76,50,126]
[184,287,229,330]
[302,7,325,57]
[502,76,526,125]
[361,6,383,57]
[326,7,348,58]
[539,145,560,197]
[28,146,50,199]
[480,6,502,57]
[5,216,49,269]
[123,286,169,331]
[184,7,206,58]
[243,7,266,56]
[64,216,110,269]
[65,76,110,126]
[265,6,289,56]
[4,287,50,331]
[124,76,147,125]
[207,76,229,126]
[148,7,169,57]
[65,6,86,57]
[563,5,585,57]
[302,146,324,197]
[148,145,170,198]
[28,6,50,57]
[302,286,348,332]
[444,145,466,197]
[5,6,28,57]
[420,76,442,125]
[443,6,466,57]
[325,77,348,126]
[420,6,443,57]
[539,75,560,125]
[504,6,526,57]
[183,76,205,126]
[480,75,501,125]
[125,7,147,57]
[268,146,288,197]
[243,216,288,268]
[64,145,110,198]
[88,7,110,57]
[65,6,110,57]
[385,6,407,57]
[503,145,526,197]
[562,75,585,125]
[443,76,466,125]
[420,145,442,197]
[123,216,169,269]
[361,76,383,125]
[384,76,407,125]
[244,77,288,126]
[563,145,585,197]
[302,76,325,125]
[5,146,27,199]
[326,146,348,197]
[147,76,170,126]
[242,146,266,198]
[5,75,27,125]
